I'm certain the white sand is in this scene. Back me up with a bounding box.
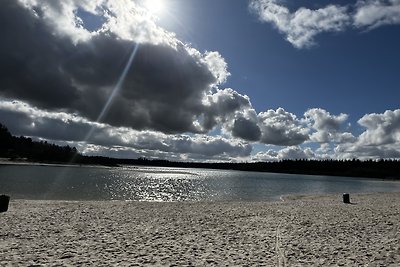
[0,192,399,266]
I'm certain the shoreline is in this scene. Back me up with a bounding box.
[0,158,112,169]
[1,158,400,181]
[1,192,399,265]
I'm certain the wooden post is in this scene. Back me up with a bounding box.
[343,193,350,204]
[0,195,10,212]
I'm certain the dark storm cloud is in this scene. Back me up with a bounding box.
[71,39,216,133]
[231,117,261,141]
[0,0,79,109]
[0,0,232,134]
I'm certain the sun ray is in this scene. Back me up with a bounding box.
[83,43,140,142]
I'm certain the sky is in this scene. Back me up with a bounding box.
[1,0,400,162]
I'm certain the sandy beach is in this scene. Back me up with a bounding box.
[1,193,399,266]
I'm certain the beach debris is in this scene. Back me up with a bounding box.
[343,193,350,204]
[0,195,10,212]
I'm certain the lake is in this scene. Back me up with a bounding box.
[0,164,399,202]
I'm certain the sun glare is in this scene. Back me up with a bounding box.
[144,0,165,15]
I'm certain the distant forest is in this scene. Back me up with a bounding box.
[1,123,399,179]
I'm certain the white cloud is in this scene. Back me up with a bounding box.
[335,142,400,160]
[357,109,400,145]
[354,0,400,29]
[250,0,400,48]
[101,0,179,46]
[19,0,103,43]
[335,109,400,159]
[19,0,177,45]
[202,88,253,131]
[0,99,252,161]
[4,99,400,161]
[304,108,355,144]
[278,146,316,160]
[258,108,309,146]
[222,107,310,146]
[249,0,350,48]
[250,108,400,161]
[201,51,231,85]
[251,149,280,162]
[252,146,317,161]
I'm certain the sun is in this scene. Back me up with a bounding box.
[144,0,166,15]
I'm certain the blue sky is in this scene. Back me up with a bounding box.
[157,0,400,119]
[1,0,400,161]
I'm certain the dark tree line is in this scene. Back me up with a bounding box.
[0,123,78,163]
[1,123,400,179]
[117,158,400,180]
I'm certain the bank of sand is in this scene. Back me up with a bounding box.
[1,192,399,266]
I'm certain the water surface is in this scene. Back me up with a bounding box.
[0,165,399,201]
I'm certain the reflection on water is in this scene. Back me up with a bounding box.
[0,165,399,201]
